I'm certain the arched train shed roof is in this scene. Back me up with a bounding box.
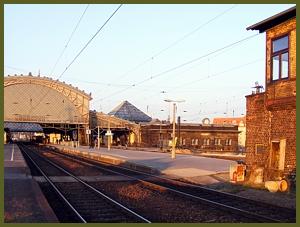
[4,74,92,124]
[4,74,92,100]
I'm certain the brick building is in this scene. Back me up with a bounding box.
[141,122,239,153]
[245,7,296,183]
[213,117,246,152]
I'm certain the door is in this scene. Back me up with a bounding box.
[270,139,286,170]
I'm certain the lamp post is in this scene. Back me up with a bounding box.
[97,126,100,150]
[159,109,165,150]
[164,99,185,159]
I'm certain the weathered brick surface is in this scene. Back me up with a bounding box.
[141,124,239,152]
[270,109,296,175]
[245,17,296,182]
[245,93,270,169]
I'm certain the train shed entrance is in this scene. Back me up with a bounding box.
[4,74,92,145]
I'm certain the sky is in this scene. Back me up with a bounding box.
[4,4,295,122]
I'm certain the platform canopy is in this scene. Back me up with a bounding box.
[4,122,43,132]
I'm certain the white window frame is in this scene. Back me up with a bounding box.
[214,138,221,145]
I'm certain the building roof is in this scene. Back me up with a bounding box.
[213,117,246,126]
[108,100,152,123]
[5,74,92,100]
[4,122,43,132]
[247,6,296,33]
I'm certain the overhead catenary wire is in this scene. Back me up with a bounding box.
[132,57,263,104]
[57,4,123,80]
[49,4,90,77]
[104,4,238,84]
[171,58,263,90]
[93,32,261,103]
[57,77,132,87]
[71,29,244,93]
[5,5,90,78]
[58,26,246,96]
[29,4,123,113]
[151,4,238,59]
[27,4,90,115]
[163,93,247,122]
[5,65,30,74]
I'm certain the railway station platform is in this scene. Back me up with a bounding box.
[49,144,236,185]
[4,144,58,223]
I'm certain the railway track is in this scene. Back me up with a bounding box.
[18,144,150,223]
[20,144,296,223]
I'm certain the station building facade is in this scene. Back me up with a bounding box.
[245,7,296,183]
[141,122,239,153]
[213,117,246,152]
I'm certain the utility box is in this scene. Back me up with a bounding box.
[230,164,245,183]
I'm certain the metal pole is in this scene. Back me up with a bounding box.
[171,103,176,159]
[108,122,111,151]
[177,116,181,148]
[164,99,185,160]
[77,124,79,147]
[64,124,67,145]
[87,127,90,148]
[159,121,162,150]
[97,126,100,150]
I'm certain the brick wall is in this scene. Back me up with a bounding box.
[245,93,270,169]
[270,108,296,176]
[245,16,296,183]
[141,124,239,152]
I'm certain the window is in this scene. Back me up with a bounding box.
[271,35,289,81]
[225,139,232,146]
[255,144,265,154]
[203,138,210,146]
[191,139,198,146]
[182,139,186,146]
[214,138,221,145]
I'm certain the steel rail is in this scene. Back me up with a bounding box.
[47,147,293,223]
[19,144,87,223]
[22,144,151,223]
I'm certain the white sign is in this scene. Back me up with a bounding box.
[86,129,91,135]
[105,130,113,136]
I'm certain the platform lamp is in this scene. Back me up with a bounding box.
[159,109,165,150]
[164,99,185,159]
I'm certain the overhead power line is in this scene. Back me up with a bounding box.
[133,57,263,103]
[29,4,123,113]
[93,32,260,103]
[152,4,238,59]
[108,4,238,83]
[172,58,263,90]
[60,77,131,87]
[57,4,123,80]
[5,65,29,74]
[49,4,90,77]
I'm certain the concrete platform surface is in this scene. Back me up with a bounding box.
[4,144,58,223]
[51,144,236,184]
